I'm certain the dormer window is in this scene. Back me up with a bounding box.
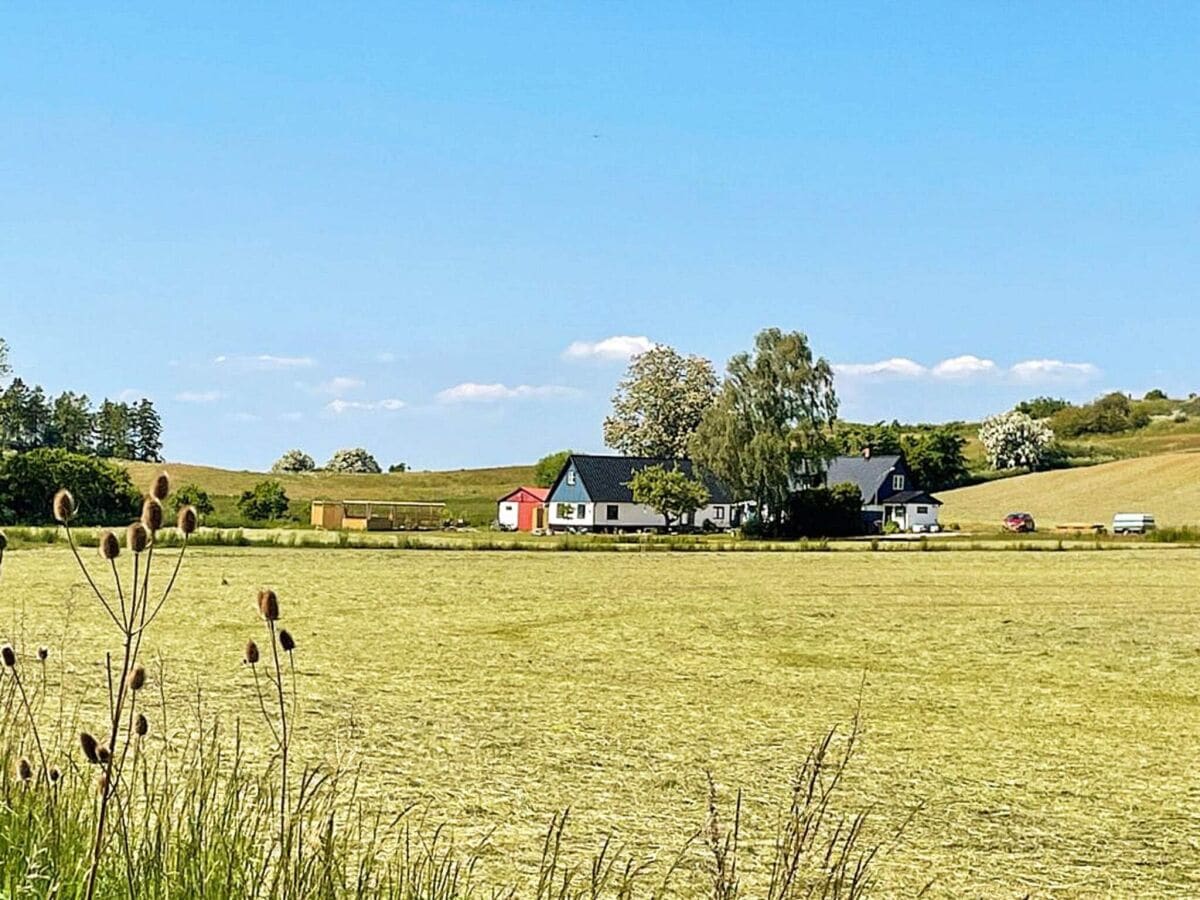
[566,468,576,486]
[892,474,905,492]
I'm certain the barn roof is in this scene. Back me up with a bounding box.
[498,486,549,503]
[554,454,734,504]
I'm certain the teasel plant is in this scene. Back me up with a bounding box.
[55,472,199,900]
[244,587,300,878]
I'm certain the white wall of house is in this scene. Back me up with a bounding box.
[497,502,520,529]
[867,502,940,532]
[550,500,735,530]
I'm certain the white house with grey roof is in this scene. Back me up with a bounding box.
[545,454,739,532]
[823,450,942,533]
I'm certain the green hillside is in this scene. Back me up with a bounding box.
[122,460,535,526]
[939,450,1200,529]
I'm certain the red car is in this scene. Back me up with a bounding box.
[1004,512,1036,533]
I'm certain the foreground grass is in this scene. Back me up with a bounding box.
[4,547,1200,895]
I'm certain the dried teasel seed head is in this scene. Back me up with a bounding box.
[257,589,280,621]
[126,664,146,692]
[244,640,260,665]
[136,713,149,737]
[97,745,111,765]
[80,732,100,764]
[141,497,164,533]
[97,773,108,795]
[127,521,149,554]
[37,646,48,662]
[49,767,61,784]
[1,645,15,668]
[151,471,170,501]
[278,629,296,652]
[177,505,198,536]
[99,530,121,560]
[53,489,76,524]
[17,758,32,782]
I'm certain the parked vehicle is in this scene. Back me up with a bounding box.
[1003,512,1036,533]
[1112,513,1156,534]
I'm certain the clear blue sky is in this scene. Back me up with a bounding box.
[2,3,1197,470]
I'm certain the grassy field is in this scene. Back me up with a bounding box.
[939,450,1200,528]
[121,460,535,526]
[3,545,1199,896]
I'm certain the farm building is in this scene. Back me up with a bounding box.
[496,486,549,531]
[545,454,738,532]
[822,450,941,532]
[310,500,445,531]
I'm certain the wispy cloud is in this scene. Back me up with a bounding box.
[835,354,1099,384]
[326,398,406,414]
[117,388,148,402]
[1009,359,1100,382]
[563,335,655,362]
[931,355,998,379]
[175,390,223,403]
[317,376,365,396]
[437,382,579,404]
[213,354,316,370]
[375,351,397,364]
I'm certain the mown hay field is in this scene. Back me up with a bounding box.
[3,547,1199,896]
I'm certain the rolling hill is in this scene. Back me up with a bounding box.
[122,460,535,525]
[938,450,1200,528]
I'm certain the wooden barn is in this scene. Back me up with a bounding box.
[496,486,549,532]
[310,500,445,531]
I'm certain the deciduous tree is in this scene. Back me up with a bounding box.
[627,464,710,530]
[978,411,1054,470]
[603,345,717,457]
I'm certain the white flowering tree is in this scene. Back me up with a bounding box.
[978,411,1055,470]
[324,447,382,474]
[271,449,316,473]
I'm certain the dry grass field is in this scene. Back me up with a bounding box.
[3,546,1199,896]
[939,450,1200,529]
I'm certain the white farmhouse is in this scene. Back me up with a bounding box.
[824,450,942,532]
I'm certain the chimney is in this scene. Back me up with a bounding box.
[862,446,871,459]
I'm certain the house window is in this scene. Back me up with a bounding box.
[577,503,586,519]
[556,503,573,520]
[917,506,929,514]
[714,506,725,520]
[566,468,576,486]
[606,504,619,521]
[892,474,905,492]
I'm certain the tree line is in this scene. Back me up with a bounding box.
[0,339,163,462]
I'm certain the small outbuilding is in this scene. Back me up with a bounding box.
[310,500,445,531]
[496,486,549,532]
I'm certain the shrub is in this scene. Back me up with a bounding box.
[782,483,863,538]
[533,450,572,487]
[1015,396,1071,419]
[237,480,290,521]
[1144,389,1168,401]
[271,449,316,473]
[325,447,381,474]
[979,411,1055,470]
[170,482,214,517]
[0,449,140,525]
[388,461,408,473]
[1049,392,1150,437]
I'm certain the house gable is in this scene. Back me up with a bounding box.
[546,459,592,504]
[546,454,735,505]
[824,454,937,505]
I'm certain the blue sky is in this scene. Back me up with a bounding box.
[2,3,1197,470]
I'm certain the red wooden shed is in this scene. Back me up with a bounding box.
[497,486,549,532]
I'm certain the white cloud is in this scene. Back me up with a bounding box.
[214,354,316,370]
[376,351,397,364]
[563,335,655,362]
[931,355,998,379]
[436,382,579,404]
[325,398,406,414]
[117,388,148,402]
[176,390,223,403]
[833,358,927,379]
[1009,359,1100,382]
[317,376,365,396]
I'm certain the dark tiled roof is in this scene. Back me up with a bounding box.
[567,455,734,504]
[824,454,903,502]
